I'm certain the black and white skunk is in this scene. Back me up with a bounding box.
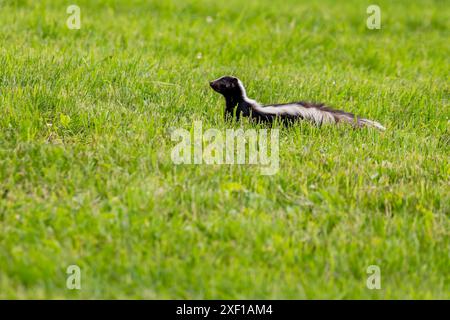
[210,76,385,130]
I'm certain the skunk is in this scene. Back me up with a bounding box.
[210,76,385,130]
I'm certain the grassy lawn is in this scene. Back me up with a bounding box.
[0,0,448,299]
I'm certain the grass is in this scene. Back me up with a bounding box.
[0,0,449,299]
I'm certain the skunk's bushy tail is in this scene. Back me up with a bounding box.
[294,102,386,131]
[330,107,385,131]
[358,118,386,131]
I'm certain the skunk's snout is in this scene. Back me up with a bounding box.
[209,81,218,91]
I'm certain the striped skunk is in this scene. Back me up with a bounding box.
[210,76,385,130]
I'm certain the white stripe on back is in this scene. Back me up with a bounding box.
[254,104,336,125]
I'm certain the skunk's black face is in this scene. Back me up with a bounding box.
[209,76,242,97]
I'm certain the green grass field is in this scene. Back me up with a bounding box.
[0,0,449,299]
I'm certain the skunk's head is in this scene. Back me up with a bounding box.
[209,76,245,98]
